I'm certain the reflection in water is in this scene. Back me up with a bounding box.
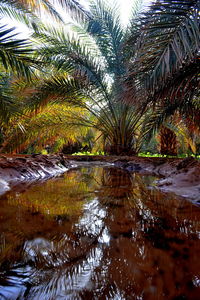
[0,166,200,299]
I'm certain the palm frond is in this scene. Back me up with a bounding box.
[21,74,118,139]
[140,0,199,87]
[55,0,91,21]
[2,104,90,153]
[34,24,110,98]
[127,0,200,104]
[123,0,144,61]
[0,73,21,124]
[0,3,35,27]
[22,75,88,111]
[0,24,39,79]
[0,0,64,22]
[141,96,200,144]
[87,0,125,76]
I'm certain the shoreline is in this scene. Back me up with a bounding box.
[0,154,199,203]
[0,154,76,195]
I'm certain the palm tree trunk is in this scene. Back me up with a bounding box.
[159,126,177,156]
[104,142,136,155]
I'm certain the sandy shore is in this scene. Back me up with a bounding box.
[0,154,199,203]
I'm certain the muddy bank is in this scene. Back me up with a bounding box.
[0,154,74,195]
[112,157,200,203]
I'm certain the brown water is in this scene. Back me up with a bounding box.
[0,165,200,300]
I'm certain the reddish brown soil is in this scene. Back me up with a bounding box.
[0,154,199,202]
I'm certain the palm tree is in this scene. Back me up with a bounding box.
[140,98,200,156]
[158,125,177,156]
[129,0,200,104]
[15,0,144,155]
[125,0,200,155]
[0,0,90,141]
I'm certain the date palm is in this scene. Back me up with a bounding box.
[126,0,200,155]
[140,98,200,155]
[17,0,144,155]
[129,0,200,106]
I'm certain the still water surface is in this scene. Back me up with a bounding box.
[0,166,200,299]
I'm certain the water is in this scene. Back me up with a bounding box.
[0,165,200,299]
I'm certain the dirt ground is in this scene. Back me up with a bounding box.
[0,154,199,203]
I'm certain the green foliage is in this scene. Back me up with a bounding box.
[41,149,48,155]
[72,151,104,155]
[0,72,20,124]
[138,152,200,159]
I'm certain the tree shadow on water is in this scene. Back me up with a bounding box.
[0,166,200,299]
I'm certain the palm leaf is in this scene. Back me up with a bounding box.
[128,0,200,103]
[0,2,36,27]
[0,24,39,79]
[0,0,63,22]
[88,0,125,77]
[2,104,90,153]
[22,75,87,110]
[0,73,21,124]
[34,24,110,97]
[55,0,91,20]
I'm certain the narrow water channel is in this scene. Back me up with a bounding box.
[0,165,200,299]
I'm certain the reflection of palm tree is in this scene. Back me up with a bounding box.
[1,166,200,299]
